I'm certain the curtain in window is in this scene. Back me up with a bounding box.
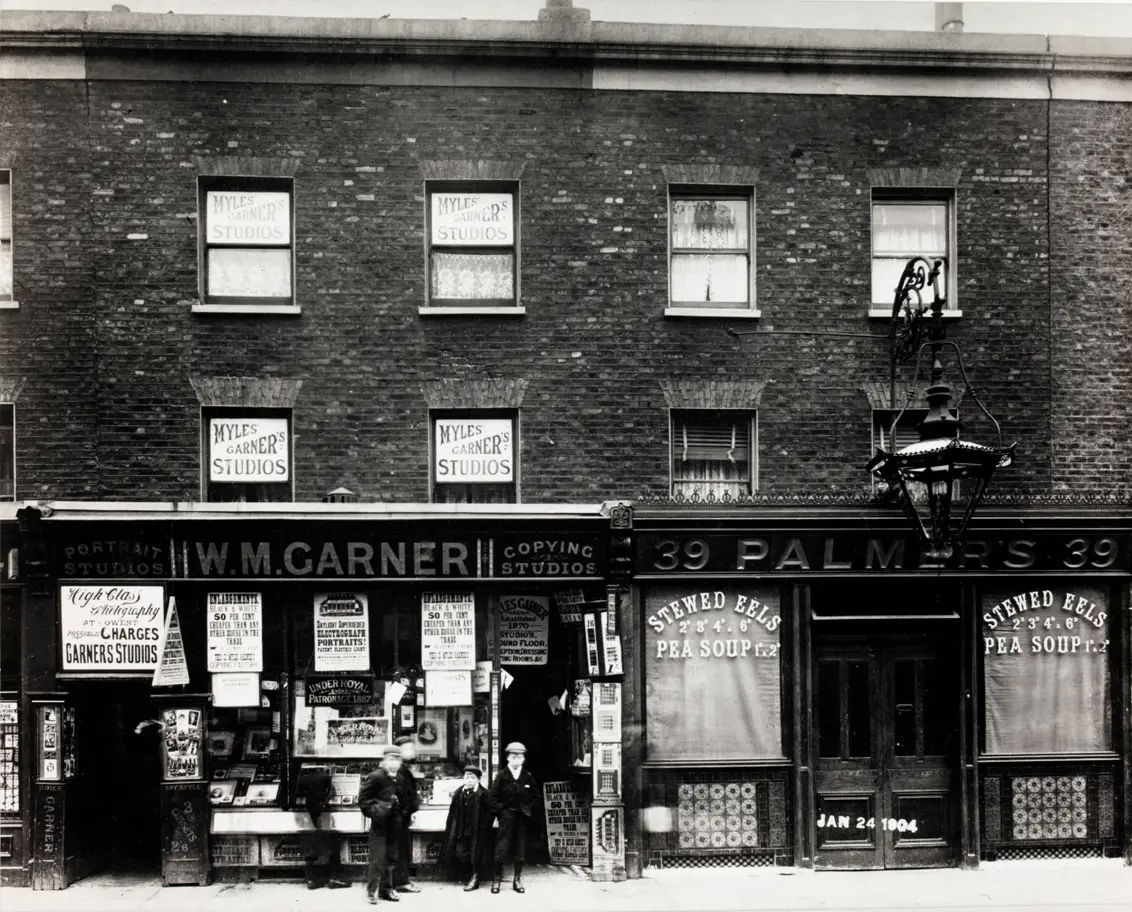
[431,253,514,301]
[872,202,948,305]
[671,200,749,305]
[0,182,11,297]
[672,414,751,497]
[983,586,1112,754]
[208,249,292,297]
[644,586,782,761]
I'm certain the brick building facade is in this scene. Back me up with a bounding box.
[0,5,1129,889]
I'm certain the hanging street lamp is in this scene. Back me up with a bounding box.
[868,257,1017,561]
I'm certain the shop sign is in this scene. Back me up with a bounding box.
[494,533,604,578]
[209,417,289,483]
[499,595,550,665]
[434,418,513,483]
[207,593,263,673]
[153,597,190,687]
[553,589,587,624]
[60,584,164,671]
[304,673,376,707]
[421,592,476,670]
[206,191,290,245]
[591,805,625,881]
[430,192,513,247]
[58,535,168,578]
[544,781,591,866]
[313,593,370,672]
[638,532,1132,575]
[211,672,260,708]
[425,669,473,706]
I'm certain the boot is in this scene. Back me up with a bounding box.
[464,872,480,892]
[512,861,525,894]
[327,877,350,889]
[491,866,502,894]
[379,890,401,902]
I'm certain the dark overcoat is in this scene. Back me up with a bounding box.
[439,783,494,873]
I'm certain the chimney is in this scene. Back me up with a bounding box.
[935,2,964,33]
[538,0,591,24]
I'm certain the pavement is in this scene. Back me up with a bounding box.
[0,859,1128,912]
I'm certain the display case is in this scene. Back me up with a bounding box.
[208,690,285,809]
[35,703,76,783]
[0,698,20,813]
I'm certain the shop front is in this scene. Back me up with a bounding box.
[14,503,630,889]
[625,505,1131,874]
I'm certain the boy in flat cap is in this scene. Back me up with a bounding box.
[486,742,539,894]
[440,765,494,891]
[359,745,402,903]
[391,736,421,893]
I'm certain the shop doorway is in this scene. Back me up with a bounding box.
[71,684,162,878]
[813,633,958,870]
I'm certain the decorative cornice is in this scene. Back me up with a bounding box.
[419,160,527,182]
[0,376,27,403]
[421,378,529,410]
[659,379,767,410]
[194,156,300,177]
[867,166,963,188]
[634,491,1132,508]
[189,376,304,408]
[662,164,759,186]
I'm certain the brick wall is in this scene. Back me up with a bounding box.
[0,77,1111,503]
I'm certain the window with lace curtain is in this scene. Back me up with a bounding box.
[0,171,12,304]
[669,193,753,310]
[872,409,960,498]
[0,404,13,501]
[431,411,517,504]
[871,193,954,310]
[202,407,293,503]
[670,411,755,498]
[427,186,517,308]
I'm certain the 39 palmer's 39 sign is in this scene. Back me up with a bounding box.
[209,417,289,483]
[434,419,513,483]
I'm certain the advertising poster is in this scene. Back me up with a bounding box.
[207,592,263,673]
[425,669,473,707]
[544,781,591,866]
[421,592,476,670]
[206,191,290,245]
[60,584,165,672]
[430,192,514,247]
[314,593,370,672]
[153,597,190,687]
[211,672,261,708]
[499,595,550,665]
[554,589,587,624]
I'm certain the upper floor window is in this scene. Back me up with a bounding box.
[199,178,294,309]
[871,193,955,314]
[203,408,292,503]
[431,412,517,504]
[0,171,12,304]
[669,191,754,312]
[0,404,13,501]
[426,187,517,310]
[671,410,755,499]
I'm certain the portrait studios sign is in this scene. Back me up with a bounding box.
[55,524,607,582]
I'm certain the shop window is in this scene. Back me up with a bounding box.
[671,410,755,499]
[426,185,518,309]
[871,192,955,312]
[198,177,294,309]
[0,171,12,304]
[202,407,293,503]
[431,411,517,504]
[669,191,753,311]
[0,405,12,501]
[982,585,1112,755]
[644,585,784,762]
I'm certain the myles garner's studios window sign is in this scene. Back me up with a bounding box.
[434,418,513,483]
[209,416,290,483]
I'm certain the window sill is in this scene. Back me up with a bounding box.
[419,306,525,317]
[0,301,19,310]
[665,307,760,319]
[869,307,962,319]
[192,303,302,316]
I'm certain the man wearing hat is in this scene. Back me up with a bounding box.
[486,742,538,894]
[358,745,402,903]
[439,765,493,891]
[391,736,421,893]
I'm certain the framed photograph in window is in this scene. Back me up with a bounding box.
[242,727,272,760]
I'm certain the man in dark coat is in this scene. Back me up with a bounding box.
[486,742,539,894]
[359,745,402,904]
[440,765,493,891]
[391,736,421,893]
[301,766,349,889]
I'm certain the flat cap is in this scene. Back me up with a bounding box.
[463,765,483,777]
[382,744,403,758]
[393,736,414,746]
[504,742,527,755]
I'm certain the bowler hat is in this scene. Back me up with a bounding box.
[504,742,527,755]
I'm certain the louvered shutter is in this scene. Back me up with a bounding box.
[879,412,923,453]
[678,418,750,463]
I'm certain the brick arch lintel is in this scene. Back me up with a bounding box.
[419,160,527,181]
[867,166,962,188]
[659,379,766,410]
[194,157,300,177]
[662,164,759,186]
[0,376,27,402]
[189,376,304,408]
[421,378,529,410]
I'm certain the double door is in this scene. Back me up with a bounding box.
[813,635,957,869]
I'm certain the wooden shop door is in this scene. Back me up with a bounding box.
[813,636,957,870]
